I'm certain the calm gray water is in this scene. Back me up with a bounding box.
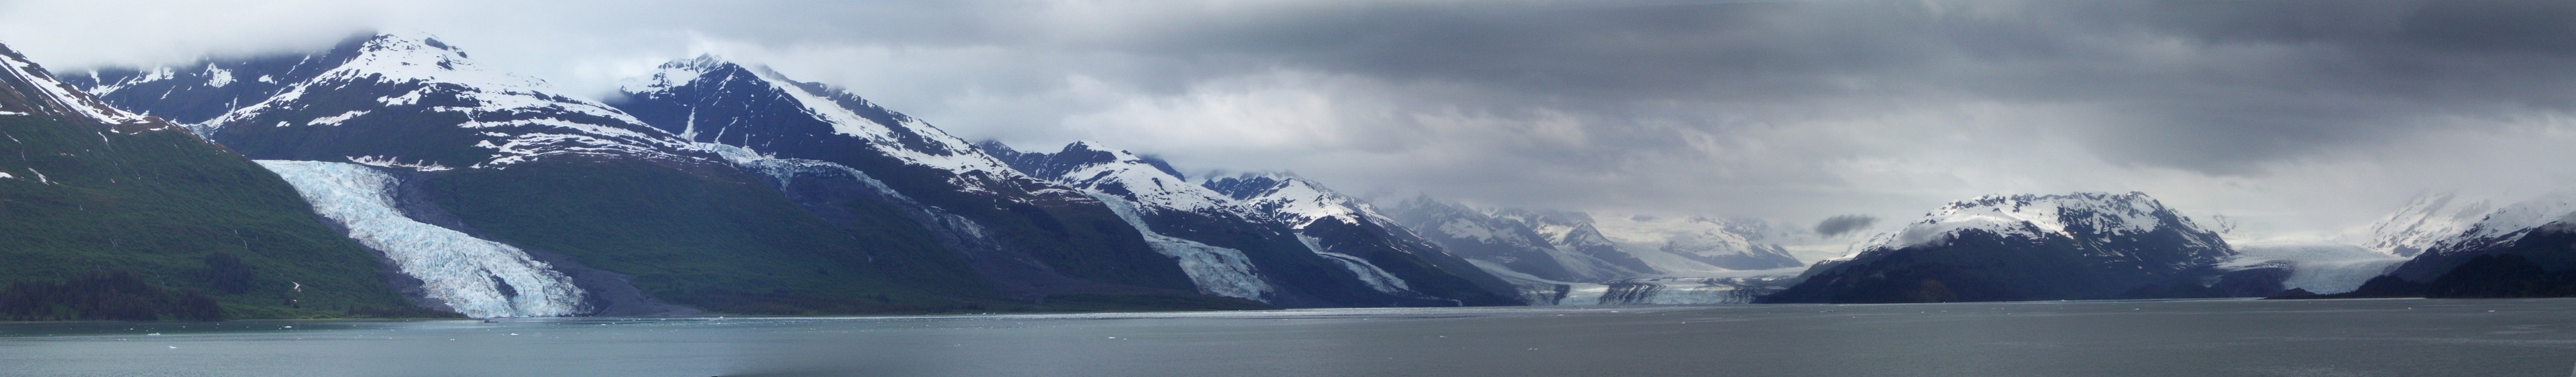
[4,298,2573,376]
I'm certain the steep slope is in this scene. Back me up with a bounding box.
[2385,192,2576,282]
[609,57,1243,305]
[0,41,418,319]
[1763,192,2266,303]
[1202,173,1523,305]
[77,34,992,316]
[987,141,1474,307]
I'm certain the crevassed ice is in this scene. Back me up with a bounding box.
[257,160,586,318]
[1087,192,1277,302]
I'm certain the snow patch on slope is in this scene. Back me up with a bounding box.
[0,44,150,124]
[258,160,585,318]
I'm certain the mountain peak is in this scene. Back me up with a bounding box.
[103,34,706,169]
[1204,172,1387,228]
[1889,191,2211,249]
[620,54,747,94]
[617,55,1002,174]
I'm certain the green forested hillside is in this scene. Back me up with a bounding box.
[0,115,418,319]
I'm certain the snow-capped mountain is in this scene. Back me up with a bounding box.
[1763,192,2266,303]
[985,141,1487,307]
[613,55,1304,302]
[77,34,706,170]
[1201,173,1525,305]
[2385,191,2576,281]
[74,34,1010,317]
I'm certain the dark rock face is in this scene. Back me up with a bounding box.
[1762,192,2262,303]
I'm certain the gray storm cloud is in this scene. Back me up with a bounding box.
[1813,215,1879,238]
[6,0,2576,238]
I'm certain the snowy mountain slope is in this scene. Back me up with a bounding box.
[70,49,332,127]
[618,56,1013,183]
[1877,192,2223,252]
[612,56,1213,297]
[1490,209,1662,274]
[987,141,1476,307]
[1765,192,2261,303]
[258,160,586,317]
[987,141,1245,217]
[0,45,151,126]
[2387,191,2576,281]
[2350,193,2494,257]
[1204,173,1525,305]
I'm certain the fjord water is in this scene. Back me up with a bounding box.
[4,299,2572,376]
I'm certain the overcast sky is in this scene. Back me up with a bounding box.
[6,0,2576,241]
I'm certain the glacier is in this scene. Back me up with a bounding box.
[2223,244,2407,293]
[258,160,587,318]
[1087,192,1278,302]
[1299,235,1415,295]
